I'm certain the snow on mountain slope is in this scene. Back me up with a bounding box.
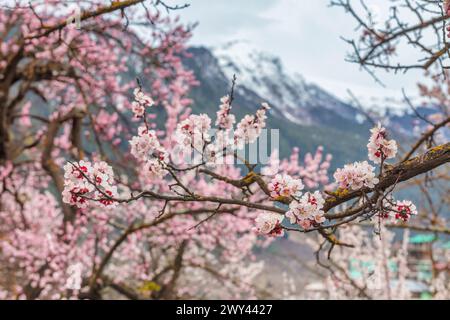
[211,41,362,125]
[183,43,446,169]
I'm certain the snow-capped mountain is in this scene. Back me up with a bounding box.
[182,41,436,168]
[183,44,372,168]
[212,41,362,126]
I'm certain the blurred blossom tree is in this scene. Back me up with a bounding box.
[0,0,448,299]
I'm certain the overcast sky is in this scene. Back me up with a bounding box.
[178,0,426,109]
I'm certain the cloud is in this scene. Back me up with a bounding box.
[179,0,426,109]
[181,0,277,44]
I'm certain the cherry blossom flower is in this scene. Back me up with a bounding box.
[143,159,166,180]
[234,102,270,148]
[131,101,145,117]
[378,199,418,223]
[367,123,398,164]
[392,200,418,222]
[62,184,94,209]
[129,126,167,162]
[333,161,379,190]
[93,161,115,186]
[134,88,154,106]
[63,160,93,181]
[202,130,236,166]
[285,191,326,229]
[175,114,212,151]
[131,88,154,118]
[216,95,236,130]
[254,212,284,237]
[62,160,118,208]
[268,174,304,198]
[204,143,221,166]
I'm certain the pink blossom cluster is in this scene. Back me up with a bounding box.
[1,1,274,299]
[172,98,271,162]
[380,200,418,223]
[367,123,398,164]
[268,174,304,198]
[130,126,168,162]
[129,125,168,181]
[261,148,333,233]
[1,0,444,299]
[131,88,154,117]
[286,191,326,230]
[215,95,236,130]
[175,114,212,151]
[62,160,118,208]
[333,161,379,190]
[203,130,234,166]
[254,212,284,237]
[142,159,166,180]
[234,103,270,148]
[0,181,94,299]
[94,110,122,144]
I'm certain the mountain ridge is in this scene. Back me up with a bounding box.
[183,45,371,169]
[211,41,364,126]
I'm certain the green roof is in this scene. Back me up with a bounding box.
[409,234,436,244]
[441,241,450,249]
